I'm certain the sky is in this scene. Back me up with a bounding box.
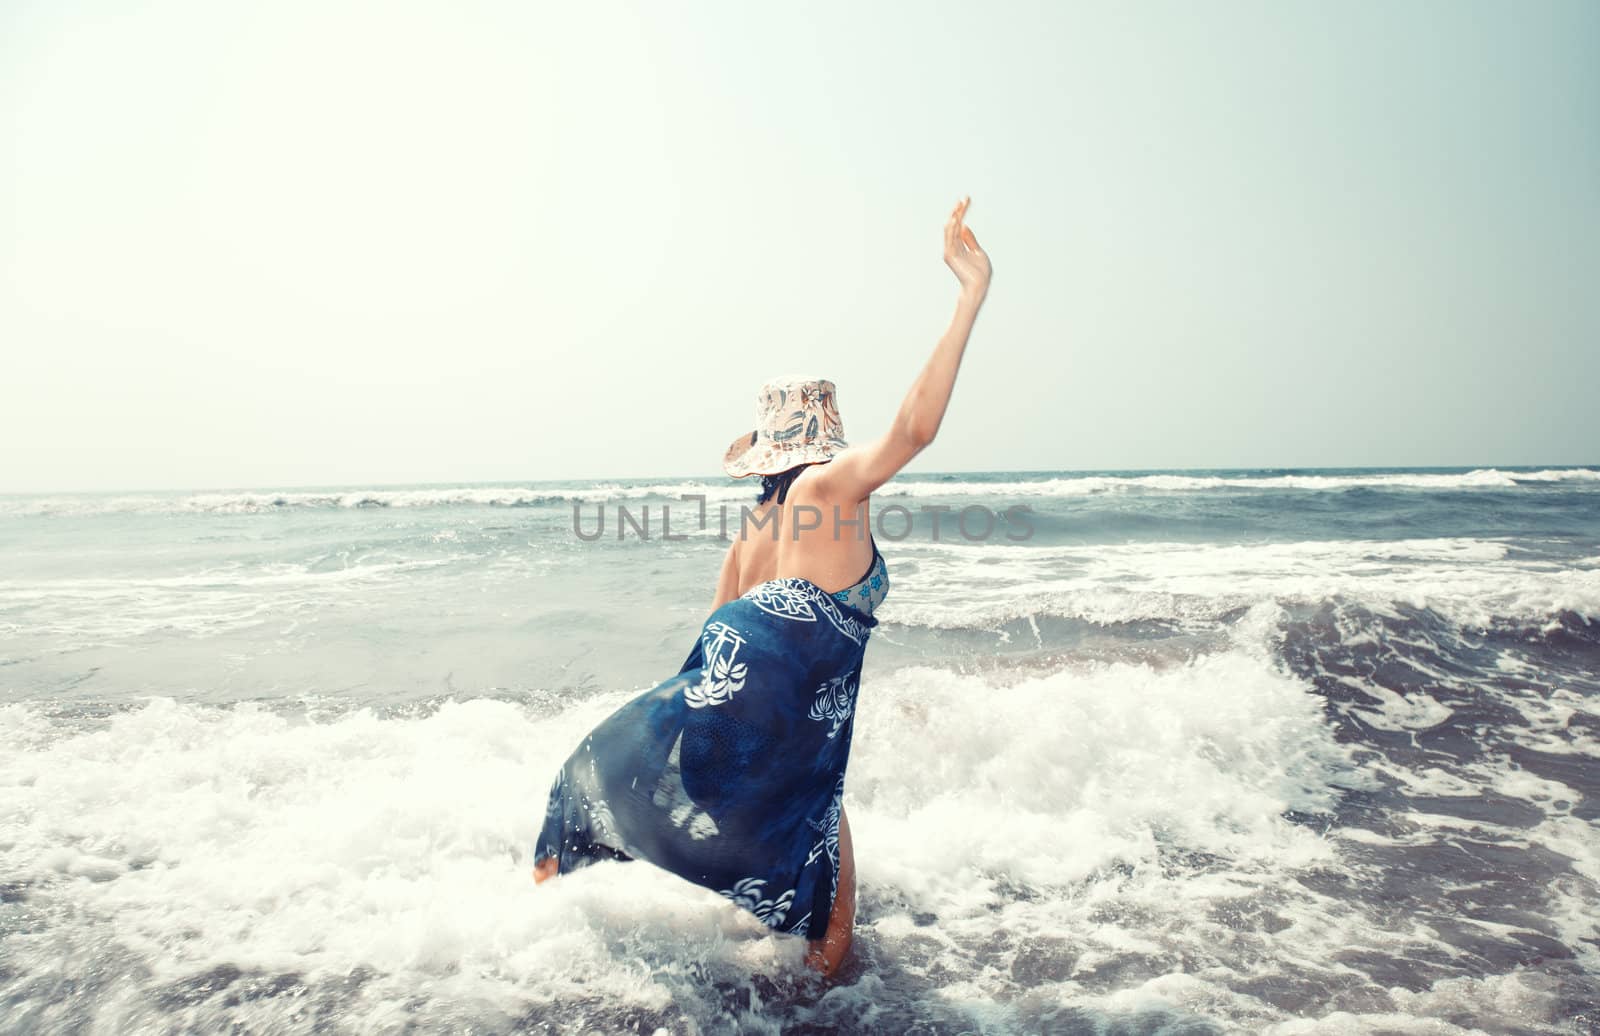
[2,0,1597,493]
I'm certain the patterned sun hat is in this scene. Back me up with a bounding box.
[723,375,850,478]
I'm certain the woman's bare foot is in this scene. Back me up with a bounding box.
[532,856,559,884]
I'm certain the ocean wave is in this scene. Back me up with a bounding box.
[4,468,1595,516]
[874,467,1600,498]
[880,537,1600,630]
[0,650,1363,1031]
[0,557,471,647]
[4,643,1588,1030]
[0,482,760,517]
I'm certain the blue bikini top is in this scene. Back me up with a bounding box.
[830,540,890,618]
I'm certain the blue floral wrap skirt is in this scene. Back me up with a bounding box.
[535,577,877,942]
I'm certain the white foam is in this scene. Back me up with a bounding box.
[1357,971,1581,1034]
[1529,812,1600,975]
[0,647,1364,1031]
[3,634,1591,1030]
[873,467,1600,498]
[0,557,470,647]
[0,482,760,516]
[849,649,1357,908]
[880,537,1600,628]
[3,468,1595,516]
[0,695,812,1032]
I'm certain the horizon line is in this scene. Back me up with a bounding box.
[4,461,1598,498]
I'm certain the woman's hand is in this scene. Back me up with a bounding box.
[944,196,991,298]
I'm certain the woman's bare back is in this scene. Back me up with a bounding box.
[732,469,874,597]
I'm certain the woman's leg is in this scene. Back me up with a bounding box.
[805,806,855,976]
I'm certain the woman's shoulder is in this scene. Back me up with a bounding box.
[788,464,871,512]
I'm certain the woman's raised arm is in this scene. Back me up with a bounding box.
[812,196,991,503]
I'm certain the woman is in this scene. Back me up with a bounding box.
[533,196,990,977]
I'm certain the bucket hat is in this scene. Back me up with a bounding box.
[722,375,850,478]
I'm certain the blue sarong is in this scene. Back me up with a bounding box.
[535,576,878,941]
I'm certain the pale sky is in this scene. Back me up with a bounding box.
[3,0,1596,493]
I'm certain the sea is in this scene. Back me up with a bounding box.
[2,466,1598,1035]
